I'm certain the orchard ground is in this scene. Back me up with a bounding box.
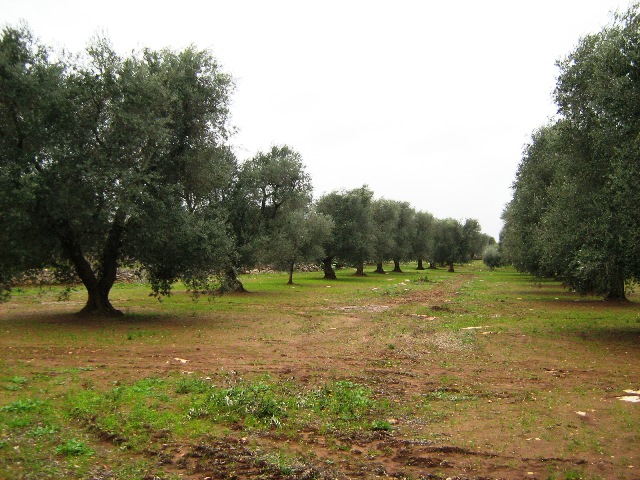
[0,263,639,479]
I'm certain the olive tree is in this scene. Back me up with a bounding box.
[371,199,400,274]
[0,26,236,314]
[258,209,333,284]
[226,145,313,290]
[316,186,376,278]
[482,245,502,270]
[432,218,466,272]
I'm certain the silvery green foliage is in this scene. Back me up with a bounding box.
[482,245,502,270]
[502,4,640,299]
[0,25,236,313]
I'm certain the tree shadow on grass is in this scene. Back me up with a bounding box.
[0,310,176,330]
[566,325,640,349]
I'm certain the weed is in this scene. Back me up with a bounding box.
[175,376,211,394]
[192,381,288,427]
[55,438,94,456]
[5,376,27,391]
[7,417,31,428]
[260,452,301,475]
[1,398,45,413]
[309,380,373,420]
[370,419,393,431]
[29,424,58,436]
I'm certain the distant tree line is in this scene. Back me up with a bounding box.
[501,4,640,300]
[0,25,493,315]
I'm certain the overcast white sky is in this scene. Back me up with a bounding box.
[3,0,633,238]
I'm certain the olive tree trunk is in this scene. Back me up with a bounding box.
[224,267,247,292]
[392,259,402,273]
[323,257,337,280]
[287,262,295,285]
[604,268,627,301]
[57,214,125,315]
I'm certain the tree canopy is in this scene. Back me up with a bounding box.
[316,186,377,277]
[501,4,640,300]
[0,26,236,313]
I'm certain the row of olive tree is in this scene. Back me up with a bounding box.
[315,186,492,279]
[0,25,492,314]
[501,4,640,300]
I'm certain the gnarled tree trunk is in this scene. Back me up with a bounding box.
[354,262,366,276]
[57,213,125,315]
[224,267,247,293]
[416,259,425,270]
[80,284,121,315]
[323,257,337,280]
[392,259,402,273]
[374,262,385,274]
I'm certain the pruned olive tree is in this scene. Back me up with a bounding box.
[257,209,333,284]
[432,218,466,272]
[412,211,436,270]
[371,199,400,274]
[0,26,236,314]
[388,201,416,273]
[226,145,313,290]
[316,186,377,278]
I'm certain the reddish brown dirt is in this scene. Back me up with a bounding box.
[1,275,639,479]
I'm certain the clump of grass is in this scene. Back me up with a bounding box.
[370,419,393,431]
[3,376,28,391]
[1,398,45,413]
[64,373,385,455]
[175,376,211,394]
[306,380,373,421]
[29,424,58,437]
[188,380,288,428]
[66,378,177,450]
[55,439,94,456]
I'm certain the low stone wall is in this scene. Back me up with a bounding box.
[15,267,145,286]
[14,264,322,286]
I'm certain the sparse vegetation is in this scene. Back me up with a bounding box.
[0,262,638,478]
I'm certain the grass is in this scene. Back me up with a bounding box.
[0,262,639,479]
